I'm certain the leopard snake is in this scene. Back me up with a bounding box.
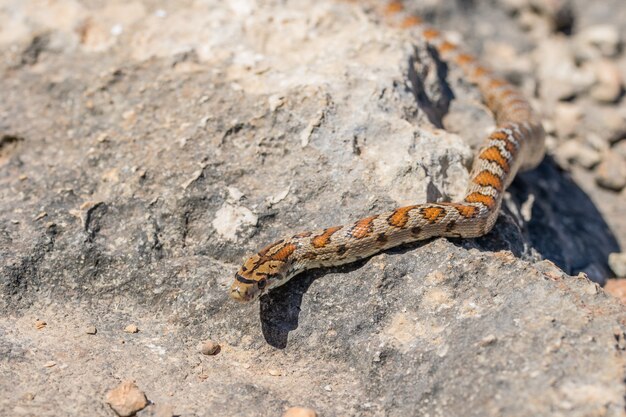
[229,1,546,302]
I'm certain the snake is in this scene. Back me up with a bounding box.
[229,1,546,302]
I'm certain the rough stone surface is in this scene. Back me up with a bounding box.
[1,1,625,417]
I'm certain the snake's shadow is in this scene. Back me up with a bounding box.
[259,258,371,348]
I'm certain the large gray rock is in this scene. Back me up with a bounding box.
[1,1,624,416]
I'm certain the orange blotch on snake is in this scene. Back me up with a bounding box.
[271,243,297,262]
[472,66,489,78]
[449,203,478,219]
[438,41,456,53]
[312,226,342,248]
[455,54,475,65]
[388,205,418,228]
[384,1,404,15]
[465,192,496,209]
[423,28,440,40]
[421,206,446,223]
[479,146,510,173]
[473,170,503,191]
[489,78,508,89]
[401,15,423,28]
[350,216,376,239]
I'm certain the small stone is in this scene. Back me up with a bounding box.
[199,340,220,355]
[595,151,626,191]
[21,392,35,401]
[479,334,497,346]
[553,103,582,139]
[609,253,626,278]
[34,211,47,220]
[604,280,626,304]
[588,60,623,103]
[105,381,148,417]
[535,38,594,102]
[554,140,600,170]
[18,174,28,181]
[86,325,97,335]
[34,320,47,330]
[124,324,139,333]
[323,384,332,392]
[268,369,282,376]
[576,24,621,58]
[614,140,626,160]
[283,407,318,417]
[43,361,56,368]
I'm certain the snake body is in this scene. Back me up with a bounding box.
[229,1,546,302]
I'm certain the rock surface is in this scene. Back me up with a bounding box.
[0,1,625,417]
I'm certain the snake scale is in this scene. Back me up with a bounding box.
[229,1,546,302]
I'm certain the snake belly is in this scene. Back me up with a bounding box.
[229,1,546,302]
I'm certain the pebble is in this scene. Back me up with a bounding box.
[588,60,623,103]
[124,324,139,333]
[43,361,56,368]
[613,140,626,160]
[268,369,282,376]
[575,24,621,58]
[479,334,497,346]
[604,280,626,304]
[34,319,47,330]
[105,381,149,417]
[595,151,626,191]
[553,103,582,139]
[283,407,318,417]
[535,38,594,102]
[85,325,97,335]
[609,253,626,278]
[199,340,220,356]
[554,140,600,170]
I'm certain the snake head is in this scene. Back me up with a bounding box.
[229,253,290,302]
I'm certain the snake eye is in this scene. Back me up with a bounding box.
[257,278,267,289]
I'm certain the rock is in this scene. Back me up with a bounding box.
[43,361,56,368]
[34,319,47,330]
[587,59,623,103]
[124,324,139,334]
[85,325,97,335]
[534,38,595,102]
[575,24,621,59]
[609,253,626,278]
[553,103,582,139]
[1,1,625,416]
[595,151,626,191]
[604,279,626,304]
[106,381,148,417]
[553,140,600,170]
[614,140,626,159]
[283,407,318,417]
[198,340,220,355]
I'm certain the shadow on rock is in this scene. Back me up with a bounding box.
[508,156,620,284]
[259,259,369,348]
